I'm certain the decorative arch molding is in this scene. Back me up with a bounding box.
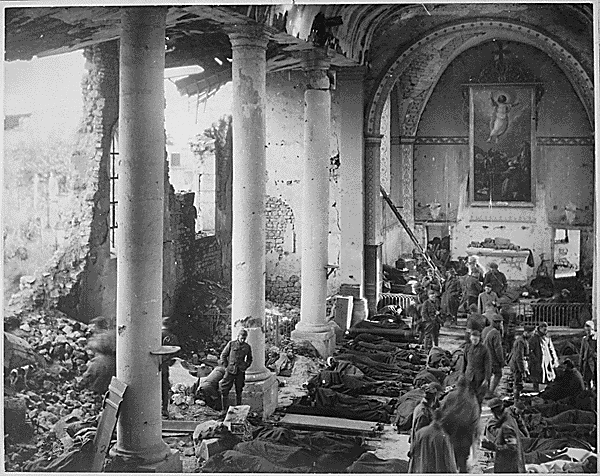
[366,19,594,136]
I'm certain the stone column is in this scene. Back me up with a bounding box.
[291,50,335,358]
[338,67,365,296]
[111,8,181,472]
[228,26,277,418]
[364,134,383,316]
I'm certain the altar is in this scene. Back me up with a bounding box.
[466,248,533,284]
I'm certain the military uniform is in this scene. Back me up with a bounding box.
[219,338,253,408]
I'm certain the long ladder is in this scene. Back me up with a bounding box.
[380,185,445,283]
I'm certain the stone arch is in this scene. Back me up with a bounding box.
[366,19,594,136]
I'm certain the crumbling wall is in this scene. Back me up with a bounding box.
[264,69,343,305]
[5,42,119,323]
[192,235,223,282]
[5,41,197,325]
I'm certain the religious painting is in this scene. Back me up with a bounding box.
[469,85,536,204]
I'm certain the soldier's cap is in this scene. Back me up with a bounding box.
[488,397,504,410]
[470,329,481,336]
[238,329,248,336]
[489,262,499,269]
[469,303,479,312]
[484,282,493,288]
[523,324,535,332]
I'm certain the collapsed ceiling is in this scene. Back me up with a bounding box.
[5,4,594,100]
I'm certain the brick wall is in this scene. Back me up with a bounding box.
[266,275,300,306]
[192,235,223,282]
[265,195,296,255]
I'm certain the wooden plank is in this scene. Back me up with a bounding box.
[278,414,381,434]
[162,419,203,433]
[91,377,127,472]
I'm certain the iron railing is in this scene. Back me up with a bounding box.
[204,308,300,346]
[516,302,591,328]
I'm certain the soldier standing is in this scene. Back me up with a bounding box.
[219,328,253,415]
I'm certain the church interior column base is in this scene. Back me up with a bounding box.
[291,327,335,358]
[242,373,278,419]
[110,449,182,473]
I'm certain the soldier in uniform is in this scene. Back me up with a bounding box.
[219,328,253,415]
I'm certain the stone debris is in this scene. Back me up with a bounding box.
[3,309,103,471]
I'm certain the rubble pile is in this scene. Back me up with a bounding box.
[4,309,103,471]
[174,279,232,357]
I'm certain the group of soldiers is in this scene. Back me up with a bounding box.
[413,256,508,355]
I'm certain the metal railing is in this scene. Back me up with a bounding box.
[378,292,417,311]
[516,302,591,328]
[204,308,300,346]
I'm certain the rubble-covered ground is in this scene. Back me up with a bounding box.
[4,309,104,471]
[3,282,309,472]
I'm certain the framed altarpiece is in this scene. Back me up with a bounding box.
[469,84,541,206]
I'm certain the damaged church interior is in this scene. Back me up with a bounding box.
[3,2,598,473]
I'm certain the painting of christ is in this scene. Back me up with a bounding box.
[469,85,536,203]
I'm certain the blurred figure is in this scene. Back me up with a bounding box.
[409,382,443,457]
[80,316,116,395]
[579,320,596,391]
[528,322,558,392]
[482,397,526,473]
[439,375,481,473]
[467,256,485,282]
[465,303,486,342]
[408,409,458,473]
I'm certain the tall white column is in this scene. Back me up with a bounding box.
[112,7,180,472]
[291,50,335,358]
[364,134,383,316]
[228,26,277,417]
[338,67,365,294]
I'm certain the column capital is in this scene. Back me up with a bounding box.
[364,133,384,144]
[336,66,366,82]
[301,48,332,90]
[227,25,269,49]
